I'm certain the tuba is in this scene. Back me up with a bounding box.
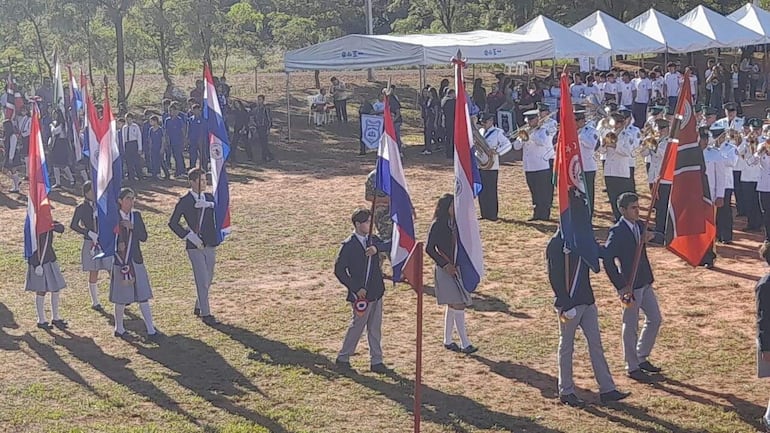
[472,123,496,170]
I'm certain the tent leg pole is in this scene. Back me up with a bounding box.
[286,72,291,142]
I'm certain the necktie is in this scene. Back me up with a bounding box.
[633,224,640,243]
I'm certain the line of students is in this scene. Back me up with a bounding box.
[24,168,222,338]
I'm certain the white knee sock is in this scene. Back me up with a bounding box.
[64,167,75,182]
[114,304,126,334]
[88,283,100,306]
[454,309,472,349]
[50,292,61,321]
[138,302,156,334]
[443,306,455,345]
[11,173,20,190]
[53,167,62,186]
[80,169,89,183]
[35,294,46,324]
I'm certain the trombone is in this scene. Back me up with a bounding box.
[514,110,558,142]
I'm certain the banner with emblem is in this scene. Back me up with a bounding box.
[360,114,384,150]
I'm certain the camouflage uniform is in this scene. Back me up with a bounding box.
[365,169,392,240]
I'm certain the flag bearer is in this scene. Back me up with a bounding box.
[25,221,68,330]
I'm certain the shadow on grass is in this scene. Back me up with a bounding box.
[20,331,99,398]
[421,286,531,319]
[49,328,198,425]
[472,356,708,433]
[212,322,567,433]
[0,190,25,209]
[709,265,762,281]
[499,218,558,236]
[651,377,765,431]
[0,303,20,350]
[127,333,288,433]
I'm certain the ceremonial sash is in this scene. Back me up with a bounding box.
[114,212,134,282]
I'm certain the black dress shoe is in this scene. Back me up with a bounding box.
[444,342,461,352]
[600,389,631,403]
[627,369,654,383]
[201,315,218,325]
[36,322,52,330]
[193,307,201,317]
[638,361,662,373]
[334,359,352,369]
[370,363,393,374]
[114,331,127,339]
[51,319,68,330]
[461,345,479,354]
[559,393,585,408]
[146,331,163,341]
[91,304,104,312]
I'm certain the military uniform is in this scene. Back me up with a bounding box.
[365,169,392,240]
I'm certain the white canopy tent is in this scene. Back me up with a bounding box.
[626,8,718,53]
[513,15,610,60]
[728,3,770,44]
[678,5,764,48]
[570,10,665,55]
[284,34,426,72]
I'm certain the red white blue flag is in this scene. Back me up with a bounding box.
[68,66,84,161]
[89,82,122,257]
[23,103,53,258]
[452,55,484,292]
[555,72,599,275]
[203,64,231,241]
[375,91,418,285]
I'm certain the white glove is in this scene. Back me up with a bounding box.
[194,199,215,209]
[184,231,204,248]
[562,308,577,321]
[87,231,99,243]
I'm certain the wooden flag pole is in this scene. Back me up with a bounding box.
[413,242,424,433]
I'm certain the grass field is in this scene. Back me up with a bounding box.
[0,69,768,433]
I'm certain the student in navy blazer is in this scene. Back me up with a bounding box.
[602,192,663,383]
[334,208,392,373]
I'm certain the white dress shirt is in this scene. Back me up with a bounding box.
[513,127,551,172]
[719,142,739,191]
[758,154,770,192]
[645,138,670,185]
[122,122,144,152]
[480,127,510,171]
[578,125,599,172]
[704,147,726,199]
[625,125,642,168]
[601,130,633,178]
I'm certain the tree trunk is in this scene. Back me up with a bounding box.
[114,11,127,107]
[314,70,320,89]
[28,13,53,79]
[125,57,136,101]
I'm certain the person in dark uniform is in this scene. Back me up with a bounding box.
[602,192,663,383]
[110,188,159,339]
[163,102,187,177]
[168,168,221,325]
[547,229,630,407]
[3,120,22,193]
[70,181,114,310]
[477,113,510,221]
[49,109,75,189]
[25,221,68,330]
[334,208,392,373]
[755,242,770,431]
[426,194,477,354]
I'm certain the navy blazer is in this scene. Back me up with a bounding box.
[28,222,65,267]
[334,233,391,303]
[757,274,770,352]
[602,218,655,291]
[168,191,220,249]
[116,211,148,264]
[546,235,596,311]
[70,201,96,240]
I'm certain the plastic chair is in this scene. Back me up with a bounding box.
[306,95,316,125]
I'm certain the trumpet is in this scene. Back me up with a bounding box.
[602,117,623,148]
[643,130,661,153]
[514,111,558,142]
[714,128,741,148]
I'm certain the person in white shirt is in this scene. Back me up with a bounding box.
[598,112,635,220]
[575,108,599,215]
[641,119,671,234]
[704,58,716,105]
[714,102,745,131]
[649,71,664,103]
[619,108,642,193]
[716,126,740,244]
[570,73,587,102]
[311,89,328,127]
[513,109,554,221]
[632,69,651,129]
[537,102,558,153]
[757,133,770,243]
[663,62,682,111]
[477,113,511,221]
[699,127,726,268]
[584,75,601,108]
[684,66,698,104]
[740,118,764,231]
[122,113,144,182]
[618,72,635,110]
[596,72,607,102]
[604,73,619,103]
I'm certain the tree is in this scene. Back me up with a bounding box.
[132,0,185,93]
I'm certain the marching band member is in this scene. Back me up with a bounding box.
[600,112,635,221]
[110,188,159,339]
[168,168,221,324]
[596,103,619,172]
[69,181,113,311]
[513,109,554,221]
[715,102,745,131]
[717,126,740,244]
[426,194,477,354]
[620,107,642,192]
[740,119,763,232]
[575,107,599,215]
[703,107,719,128]
[334,208,392,373]
[603,192,664,383]
[758,136,770,243]
[547,228,630,407]
[478,113,511,222]
[644,106,665,175]
[25,221,68,330]
[642,119,671,236]
[702,127,727,268]
[538,102,558,150]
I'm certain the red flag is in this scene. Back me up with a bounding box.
[662,73,715,266]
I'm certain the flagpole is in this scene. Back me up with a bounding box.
[413,242,423,433]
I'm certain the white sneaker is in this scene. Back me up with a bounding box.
[421,150,432,155]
